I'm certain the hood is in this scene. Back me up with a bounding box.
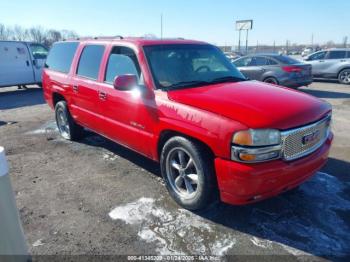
[167,81,331,130]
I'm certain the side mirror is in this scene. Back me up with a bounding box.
[113,74,138,91]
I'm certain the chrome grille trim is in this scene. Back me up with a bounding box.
[281,115,331,161]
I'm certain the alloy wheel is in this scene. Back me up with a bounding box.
[166,147,200,199]
[56,108,70,139]
[339,70,350,84]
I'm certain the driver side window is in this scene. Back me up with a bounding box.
[234,57,252,67]
[105,46,141,84]
[309,51,326,61]
[30,44,48,59]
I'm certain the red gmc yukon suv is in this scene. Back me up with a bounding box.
[43,37,333,210]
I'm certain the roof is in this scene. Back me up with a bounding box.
[243,53,285,57]
[63,36,208,46]
[324,48,350,51]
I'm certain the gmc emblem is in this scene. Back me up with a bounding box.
[302,130,321,145]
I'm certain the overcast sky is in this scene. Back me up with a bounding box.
[1,0,349,46]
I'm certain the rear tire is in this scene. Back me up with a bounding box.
[338,69,350,85]
[55,101,84,141]
[160,136,217,211]
[263,77,279,85]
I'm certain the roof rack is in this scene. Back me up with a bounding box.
[64,35,124,41]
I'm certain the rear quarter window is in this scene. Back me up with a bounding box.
[274,55,299,65]
[327,51,346,59]
[45,42,79,73]
[77,45,105,80]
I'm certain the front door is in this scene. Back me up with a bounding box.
[235,56,262,80]
[97,45,155,156]
[28,43,49,83]
[306,51,327,76]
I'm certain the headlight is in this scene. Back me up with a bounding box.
[232,129,281,146]
[232,129,282,163]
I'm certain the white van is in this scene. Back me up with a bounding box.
[0,41,48,88]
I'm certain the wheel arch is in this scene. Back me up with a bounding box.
[337,67,350,78]
[52,92,66,106]
[157,129,215,162]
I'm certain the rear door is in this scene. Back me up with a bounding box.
[71,44,105,132]
[28,43,49,83]
[0,42,34,87]
[322,50,348,76]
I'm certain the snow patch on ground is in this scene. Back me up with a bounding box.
[26,121,57,135]
[103,152,119,161]
[109,198,236,256]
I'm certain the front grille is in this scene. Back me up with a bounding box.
[282,115,331,161]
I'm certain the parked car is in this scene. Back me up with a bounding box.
[233,54,312,88]
[302,47,314,57]
[0,41,48,88]
[304,48,350,84]
[224,51,242,61]
[43,37,333,210]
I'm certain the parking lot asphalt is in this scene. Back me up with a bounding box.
[0,82,349,260]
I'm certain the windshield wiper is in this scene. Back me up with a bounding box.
[210,76,247,84]
[162,80,211,91]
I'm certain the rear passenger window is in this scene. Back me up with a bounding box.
[105,46,141,84]
[45,42,79,73]
[77,45,105,80]
[267,59,278,65]
[327,51,346,59]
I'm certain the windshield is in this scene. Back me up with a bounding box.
[143,44,246,90]
[30,44,49,59]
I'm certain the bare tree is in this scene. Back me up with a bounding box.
[60,29,78,40]
[11,25,28,41]
[0,23,8,40]
[28,26,46,43]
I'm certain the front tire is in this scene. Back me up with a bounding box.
[338,69,350,85]
[55,101,84,141]
[160,136,217,211]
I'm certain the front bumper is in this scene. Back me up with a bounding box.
[215,133,333,205]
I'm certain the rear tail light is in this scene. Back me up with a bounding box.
[282,66,302,73]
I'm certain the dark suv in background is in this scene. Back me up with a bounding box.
[304,49,350,84]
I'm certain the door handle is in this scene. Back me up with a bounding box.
[26,61,30,66]
[98,91,107,101]
[340,60,346,62]
[72,85,78,93]
[319,60,325,62]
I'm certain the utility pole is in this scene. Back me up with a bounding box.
[343,36,348,48]
[311,33,314,48]
[238,30,241,53]
[245,29,249,54]
[273,40,276,53]
[160,14,163,39]
[256,40,259,53]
